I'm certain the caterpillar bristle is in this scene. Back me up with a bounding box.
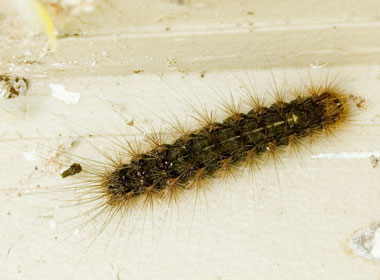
[246,92,266,114]
[244,147,260,171]
[144,125,167,149]
[286,133,307,160]
[167,113,191,139]
[191,103,218,129]
[218,92,242,119]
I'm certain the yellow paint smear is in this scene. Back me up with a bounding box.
[32,0,57,49]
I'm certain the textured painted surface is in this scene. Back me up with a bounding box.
[1,1,380,279]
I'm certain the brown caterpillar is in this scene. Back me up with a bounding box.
[49,76,355,229]
[103,91,347,207]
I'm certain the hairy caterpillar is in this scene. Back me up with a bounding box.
[2,68,380,280]
[77,80,350,215]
